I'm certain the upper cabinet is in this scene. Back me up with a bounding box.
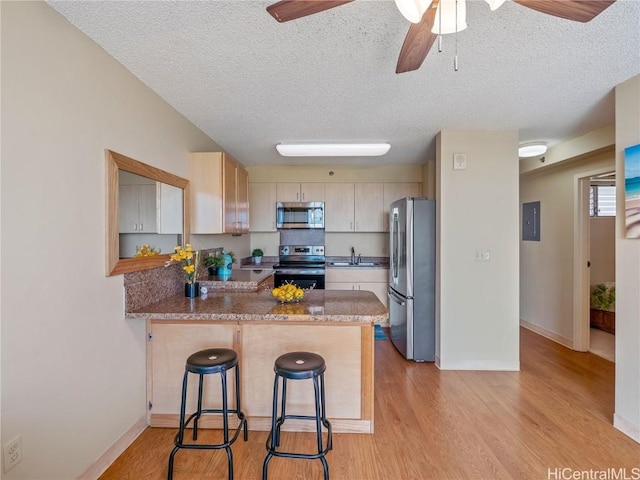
[276,183,325,202]
[325,183,384,232]
[324,183,355,231]
[118,172,183,234]
[249,183,277,232]
[189,152,249,234]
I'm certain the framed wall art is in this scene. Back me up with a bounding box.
[624,143,640,238]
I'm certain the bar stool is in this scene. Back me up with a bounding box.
[262,351,332,480]
[168,348,247,480]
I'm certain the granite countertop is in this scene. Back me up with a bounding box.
[198,268,274,290]
[127,289,388,324]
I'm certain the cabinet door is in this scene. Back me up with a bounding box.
[324,183,355,231]
[189,152,224,234]
[223,154,238,233]
[118,185,139,233]
[157,183,183,234]
[383,183,421,231]
[236,165,249,233]
[355,183,384,232]
[301,183,325,202]
[249,183,277,232]
[276,183,302,202]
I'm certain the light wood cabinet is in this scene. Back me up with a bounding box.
[146,322,239,426]
[326,268,389,323]
[189,152,249,234]
[382,183,421,231]
[249,183,277,232]
[324,183,355,231]
[119,184,156,233]
[325,183,384,232]
[355,183,384,232]
[118,183,182,234]
[276,183,325,202]
[146,318,374,433]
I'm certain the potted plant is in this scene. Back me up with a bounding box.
[204,254,227,275]
[252,248,264,265]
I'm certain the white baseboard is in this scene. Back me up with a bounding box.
[614,413,640,444]
[520,319,573,349]
[77,416,147,480]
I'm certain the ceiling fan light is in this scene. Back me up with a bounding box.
[518,143,548,158]
[485,0,506,11]
[276,143,391,157]
[395,0,430,24]
[431,0,468,35]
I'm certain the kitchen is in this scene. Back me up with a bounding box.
[2,2,639,479]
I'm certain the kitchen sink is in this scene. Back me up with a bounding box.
[328,261,380,267]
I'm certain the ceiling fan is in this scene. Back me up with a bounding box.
[266,0,616,73]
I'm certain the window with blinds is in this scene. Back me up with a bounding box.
[589,185,616,217]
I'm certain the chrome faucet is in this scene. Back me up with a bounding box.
[351,247,356,264]
[357,253,362,265]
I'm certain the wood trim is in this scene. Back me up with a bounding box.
[361,324,374,431]
[520,319,573,349]
[105,149,189,276]
[76,416,147,480]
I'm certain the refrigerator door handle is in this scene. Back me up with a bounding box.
[388,289,406,306]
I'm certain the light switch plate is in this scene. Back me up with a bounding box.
[453,153,467,170]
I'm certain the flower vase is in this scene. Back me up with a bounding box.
[218,254,233,276]
[185,282,200,298]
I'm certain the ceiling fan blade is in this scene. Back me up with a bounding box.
[513,0,615,22]
[396,0,439,74]
[267,0,354,23]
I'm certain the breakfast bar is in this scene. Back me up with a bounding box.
[128,289,388,434]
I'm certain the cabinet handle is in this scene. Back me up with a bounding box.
[301,192,305,201]
[140,223,143,231]
[297,192,300,200]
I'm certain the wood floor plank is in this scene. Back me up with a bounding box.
[98,327,638,480]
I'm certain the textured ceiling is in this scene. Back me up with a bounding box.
[48,0,640,166]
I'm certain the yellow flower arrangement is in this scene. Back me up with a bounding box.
[166,244,200,284]
[133,244,160,257]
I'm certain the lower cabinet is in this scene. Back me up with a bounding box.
[326,268,389,324]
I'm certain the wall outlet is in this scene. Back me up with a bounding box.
[3,435,22,472]
[475,250,491,262]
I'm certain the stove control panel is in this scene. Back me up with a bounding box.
[279,245,324,256]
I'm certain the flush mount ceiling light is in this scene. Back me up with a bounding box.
[276,143,391,157]
[518,142,548,158]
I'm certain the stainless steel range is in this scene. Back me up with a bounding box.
[273,245,325,289]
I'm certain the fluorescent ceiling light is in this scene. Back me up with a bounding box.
[276,143,391,157]
[518,143,547,158]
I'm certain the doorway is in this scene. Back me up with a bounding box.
[573,168,616,358]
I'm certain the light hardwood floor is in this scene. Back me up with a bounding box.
[98,327,638,480]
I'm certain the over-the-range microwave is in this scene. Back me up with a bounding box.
[276,202,324,229]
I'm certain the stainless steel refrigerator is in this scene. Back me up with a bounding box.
[388,197,436,361]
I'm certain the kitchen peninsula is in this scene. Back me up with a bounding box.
[129,289,387,434]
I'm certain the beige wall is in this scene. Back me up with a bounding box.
[519,150,614,344]
[614,74,640,442]
[247,165,423,183]
[590,217,616,285]
[0,2,220,477]
[436,130,520,370]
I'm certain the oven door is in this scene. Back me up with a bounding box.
[274,268,325,289]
